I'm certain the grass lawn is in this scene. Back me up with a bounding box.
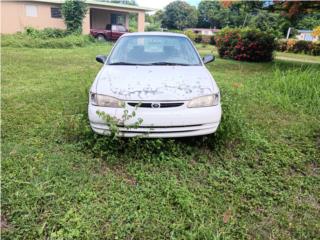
[2,43,320,239]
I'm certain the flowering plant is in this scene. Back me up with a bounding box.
[215,28,276,62]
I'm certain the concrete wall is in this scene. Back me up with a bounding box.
[1,1,65,34]
[1,1,145,34]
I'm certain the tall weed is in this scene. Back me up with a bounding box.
[259,67,320,114]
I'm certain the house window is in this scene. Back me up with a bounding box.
[51,7,62,18]
[26,5,38,17]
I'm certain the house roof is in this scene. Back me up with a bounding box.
[10,0,154,11]
[297,30,313,33]
[185,28,220,32]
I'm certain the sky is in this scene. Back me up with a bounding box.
[136,0,201,11]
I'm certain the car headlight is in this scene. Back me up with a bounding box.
[187,93,220,108]
[90,93,123,108]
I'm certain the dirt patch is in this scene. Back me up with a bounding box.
[97,161,137,186]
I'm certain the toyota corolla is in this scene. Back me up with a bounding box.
[89,32,221,138]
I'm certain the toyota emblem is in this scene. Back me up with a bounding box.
[151,103,160,108]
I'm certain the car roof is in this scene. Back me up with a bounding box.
[122,32,187,38]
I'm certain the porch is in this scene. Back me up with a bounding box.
[83,5,146,34]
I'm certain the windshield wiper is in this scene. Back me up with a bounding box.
[109,62,150,66]
[149,62,190,66]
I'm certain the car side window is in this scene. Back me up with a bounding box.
[106,24,111,30]
[117,25,126,32]
[112,25,117,31]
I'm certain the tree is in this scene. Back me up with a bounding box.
[61,0,88,34]
[297,13,320,30]
[249,11,290,38]
[269,1,320,20]
[162,1,197,30]
[197,0,263,29]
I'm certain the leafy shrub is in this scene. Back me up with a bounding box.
[292,40,312,53]
[25,27,68,38]
[145,22,162,31]
[215,28,276,62]
[184,30,196,41]
[200,35,211,44]
[1,34,95,48]
[194,34,202,43]
[276,39,287,52]
[210,35,216,45]
[61,0,88,34]
[310,41,320,55]
[286,39,296,52]
[276,39,320,55]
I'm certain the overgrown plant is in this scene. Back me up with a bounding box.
[96,104,143,138]
[62,0,88,34]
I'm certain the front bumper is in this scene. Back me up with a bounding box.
[88,103,222,138]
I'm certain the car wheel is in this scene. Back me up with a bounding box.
[97,34,106,41]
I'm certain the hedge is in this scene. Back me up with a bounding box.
[1,34,96,48]
[215,28,276,62]
[276,39,320,56]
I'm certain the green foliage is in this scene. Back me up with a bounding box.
[297,13,320,30]
[128,13,137,32]
[215,28,276,62]
[276,39,320,56]
[197,1,262,29]
[145,13,162,31]
[61,0,88,34]
[184,30,196,41]
[162,0,198,30]
[1,34,96,48]
[258,67,320,115]
[25,27,68,38]
[145,22,162,31]
[249,11,290,38]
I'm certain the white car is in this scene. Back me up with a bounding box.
[88,32,221,138]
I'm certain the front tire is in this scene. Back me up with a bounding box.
[97,34,106,41]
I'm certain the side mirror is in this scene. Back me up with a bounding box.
[96,55,107,64]
[203,54,215,64]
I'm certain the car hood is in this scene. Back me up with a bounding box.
[96,66,216,101]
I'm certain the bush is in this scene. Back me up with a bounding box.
[25,27,68,38]
[61,0,88,34]
[292,40,312,53]
[311,41,320,56]
[200,35,211,44]
[194,34,202,43]
[1,34,95,48]
[276,39,320,56]
[215,28,276,62]
[276,39,287,52]
[210,35,216,45]
[184,30,196,41]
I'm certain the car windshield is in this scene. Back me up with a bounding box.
[107,35,201,66]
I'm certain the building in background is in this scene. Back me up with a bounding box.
[1,0,152,34]
[185,28,220,36]
[296,30,319,41]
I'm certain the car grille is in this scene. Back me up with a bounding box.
[127,102,184,108]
